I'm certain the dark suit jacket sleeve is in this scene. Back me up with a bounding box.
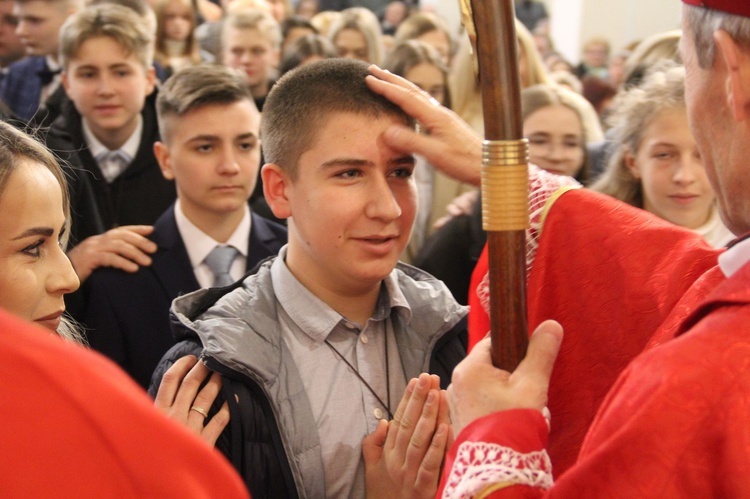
[413,201,486,305]
[0,57,43,121]
[81,271,131,371]
[81,261,190,390]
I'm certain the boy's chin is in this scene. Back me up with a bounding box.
[208,198,250,213]
[356,258,402,282]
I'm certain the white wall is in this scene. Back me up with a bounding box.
[545,0,681,63]
[428,0,682,64]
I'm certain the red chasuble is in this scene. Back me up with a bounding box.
[467,188,721,476]
[441,257,750,497]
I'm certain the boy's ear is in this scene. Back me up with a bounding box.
[714,29,750,122]
[61,71,70,93]
[153,141,175,180]
[261,163,292,219]
[144,65,157,96]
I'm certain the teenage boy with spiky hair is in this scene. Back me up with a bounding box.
[152,59,467,498]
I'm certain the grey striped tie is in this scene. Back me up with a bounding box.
[204,246,238,287]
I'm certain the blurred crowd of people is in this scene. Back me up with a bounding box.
[1,0,744,496]
[1,0,721,279]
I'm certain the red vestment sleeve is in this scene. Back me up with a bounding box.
[440,264,750,497]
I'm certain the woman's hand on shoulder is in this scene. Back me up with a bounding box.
[67,225,157,282]
[153,355,230,447]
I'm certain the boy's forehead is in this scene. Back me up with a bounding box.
[67,36,143,67]
[224,26,273,45]
[189,99,259,120]
[19,0,74,18]
[299,110,410,160]
[169,99,260,136]
[14,1,65,19]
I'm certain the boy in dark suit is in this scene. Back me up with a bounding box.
[45,4,175,288]
[1,0,83,124]
[82,64,287,389]
[0,0,25,85]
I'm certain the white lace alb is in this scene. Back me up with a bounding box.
[442,441,553,498]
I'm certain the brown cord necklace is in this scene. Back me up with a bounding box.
[324,329,393,420]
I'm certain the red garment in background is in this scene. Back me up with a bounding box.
[467,189,720,475]
[0,308,250,498]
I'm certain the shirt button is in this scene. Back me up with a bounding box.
[373,407,384,420]
[360,334,368,344]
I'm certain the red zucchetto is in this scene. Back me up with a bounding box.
[682,0,750,18]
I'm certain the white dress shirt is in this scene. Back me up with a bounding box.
[39,56,62,104]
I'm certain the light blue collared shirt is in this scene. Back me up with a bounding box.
[270,246,409,498]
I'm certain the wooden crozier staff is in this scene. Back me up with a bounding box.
[460,0,529,369]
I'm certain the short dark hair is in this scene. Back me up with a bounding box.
[261,58,415,178]
[156,64,256,141]
[281,15,317,40]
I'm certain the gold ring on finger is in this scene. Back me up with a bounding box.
[190,405,208,418]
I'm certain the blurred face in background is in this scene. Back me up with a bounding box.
[583,41,609,68]
[264,0,288,23]
[295,0,317,20]
[14,0,75,58]
[281,25,314,53]
[222,26,279,96]
[404,61,445,106]
[0,0,24,66]
[415,28,450,66]
[334,28,368,62]
[625,106,714,230]
[524,103,585,178]
[162,0,194,42]
[383,1,407,27]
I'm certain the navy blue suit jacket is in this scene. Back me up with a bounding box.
[1,56,46,122]
[81,205,287,388]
